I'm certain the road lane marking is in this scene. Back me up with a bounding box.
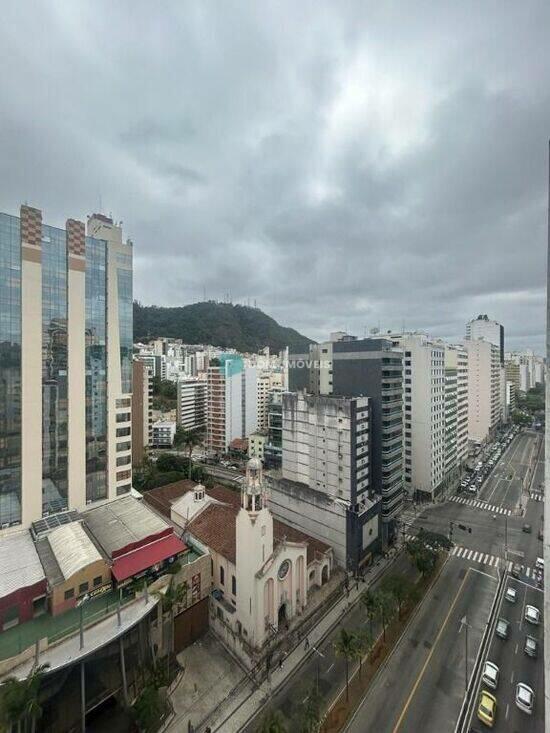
[494,558,499,568]
[326,663,334,673]
[511,671,514,683]
[515,643,518,654]
[472,551,479,562]
[482,554,488,564]
[526,567,531,578]
[466,550,473,560]
[391,569,471,733]
[505,703,509,719]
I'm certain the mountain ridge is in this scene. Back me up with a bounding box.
[133,300,314,353]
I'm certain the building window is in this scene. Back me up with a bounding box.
[64,588,74,601]
[116,427,131,438]
[220,566,225,585]
[93,576,102,587]
[116,483,132,496]
[116,455,131,467]
[79,582,89,595]
[232,575,236,595]
[116,398,131,408]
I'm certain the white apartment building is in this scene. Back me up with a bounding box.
[466,315,504,363]
[151,420,176,448]
[177,378,207,431]
[282,393,370,506]
[256,370,284,431]
[464,339,502,443]
[392,335,446,499]
[445,345,469,467]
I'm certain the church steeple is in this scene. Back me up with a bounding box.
[241,457,266,513]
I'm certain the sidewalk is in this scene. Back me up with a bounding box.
[170,549,403,733]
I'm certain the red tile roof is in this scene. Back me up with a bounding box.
[187,503,330,566]
[143,479,240,518]
[111,534,187,582]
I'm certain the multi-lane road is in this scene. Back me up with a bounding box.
[345,428,544,732]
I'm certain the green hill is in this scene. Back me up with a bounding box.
[133,301,314,353]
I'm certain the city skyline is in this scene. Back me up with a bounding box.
[0,1,547,353]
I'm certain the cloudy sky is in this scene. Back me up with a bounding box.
[2,1,548,352]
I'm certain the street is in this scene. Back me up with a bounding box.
[345,428,545,732]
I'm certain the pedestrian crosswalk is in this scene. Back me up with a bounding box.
[449,495,512,516]
[451,545,539,578]
[529,491,544,502]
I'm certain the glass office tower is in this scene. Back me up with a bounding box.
[0,205,133,531]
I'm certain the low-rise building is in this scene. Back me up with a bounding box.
[151,419,176,448]
[0,532,47,632]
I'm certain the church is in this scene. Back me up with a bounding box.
[177,458,333,661]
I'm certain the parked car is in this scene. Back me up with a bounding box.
[538,529,543,541]
[481,661,499,690]
[511,563,522,579]
[505,587,517,603]
[495,618,510,640]
[515,683,534,715]
[535,557,544,572]
[524,635,538,658]
[525,605,540,625]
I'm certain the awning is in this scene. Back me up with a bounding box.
[112,534,187,582]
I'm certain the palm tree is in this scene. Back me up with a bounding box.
[356,628,373,680]
[375,591,395,642]
[300,685,322,733]
[361,589,378,637]
[333,628,360,702]
[174,427,204,479]
[0,663,49,733]
[259,708,287,733]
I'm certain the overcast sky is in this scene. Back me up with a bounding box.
[2,1,548,353]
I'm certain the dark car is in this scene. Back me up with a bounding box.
[495,617,510,640]
[523,524,532,534]
[538,529,544,541]
[511,563,522,579]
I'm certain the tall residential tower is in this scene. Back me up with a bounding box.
[0,206,133,531]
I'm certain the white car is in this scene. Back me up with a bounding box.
[524,605,540,625]
[535,557,544,572]
[505,587,517,603]
[516,683,534,714]
[481,661,499,690]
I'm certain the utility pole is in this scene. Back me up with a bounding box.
[460,615,470,692]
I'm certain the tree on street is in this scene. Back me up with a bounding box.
[259,708,287,733]
[380,574,417,619]
[334,628,361,702]
[0,662,49,733]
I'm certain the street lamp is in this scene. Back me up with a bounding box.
[76,593,90,650]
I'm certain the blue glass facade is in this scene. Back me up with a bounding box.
[0,214,22,526]
[117,252,133,394]
[85,237,108,502]
[41,225,69,515]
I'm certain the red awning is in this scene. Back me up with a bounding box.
[112,534,187,582]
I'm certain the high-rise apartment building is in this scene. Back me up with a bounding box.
[0,206,133,531]
[464,338,502,443]
[269,392,380,569]
[445,345,469,467]
[256,370,283,431]
[390,335,446,499]
[132,360,153,466]
[466,314,504,364]
[288,335,403,544]
[206,355,257,455]
[177,377,207,431]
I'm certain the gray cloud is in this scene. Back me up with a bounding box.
[0,0,547,352]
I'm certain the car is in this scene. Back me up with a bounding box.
[524,635,538,658]
[477,690,497,727]
[481,661,499,690]
[522,524,532,534]
[535,557,544,572]
[538,529,544,541]
[515,683,534,715]
[505,587,517,603]
[495,618,510,639]
[511,563,522,578]
[525,605,540,625]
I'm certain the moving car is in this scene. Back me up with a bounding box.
[495,618,510,640]
[524,635,538,658]
[515,683,534,715]
[525,605,540,625]
[522,524,532,534]
[477,691,497,727]
[505,587,517,603]
[538,529,544,541]
[481,661,499,690]
[535,557,544,572]
[511,563,522,579]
